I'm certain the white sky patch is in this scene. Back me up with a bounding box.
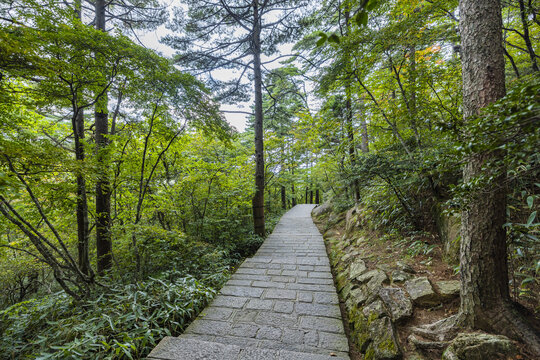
[134,3,314,132]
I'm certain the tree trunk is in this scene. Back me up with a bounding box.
[315,189,320,204]
[518,0,539,72]
[291,183,296,207]
[73,108,90,276]
[459,0,540,354]
[359,98,369,153]
[251,2,265,236]
[95,0,112,274]
[281,185,286,210]
[344,7,359,203]
[72,0,90,277]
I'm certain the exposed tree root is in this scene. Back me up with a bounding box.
[408,334,449,351]
[412,314,460,342]
[411,302,540,358]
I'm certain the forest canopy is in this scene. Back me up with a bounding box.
[0,0,538,358]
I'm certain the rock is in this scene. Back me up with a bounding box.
[312,201,332,217]
[362,299,387,319]
[405,277,440,307]
[341,283,353,300]
[335,271,348,292]
[367,316,402,360]
[442,333,517,360]
[434,280,460,301]
[390,270,411,283]
[349,309,371,352]
[345,207,360,234]
[378,287,413,322]
[349,259,368,280]
[396,261,415,274]
[357,269,388,285]
[349,286,369,307]
[356,270,388,304]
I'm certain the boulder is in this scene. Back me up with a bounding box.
[345,206,360,234]
[362,299,387,319]
[442,333,517,360]
[357,270,389,303]
[349,286,369,307]
[390,270,411,283]
[312,201,332,217]
[396,261,416,274]
[405,277,440,307]
[366,316,402,360]
[349,259,368,280]
[435,280,460,301]
[378,287,413,322]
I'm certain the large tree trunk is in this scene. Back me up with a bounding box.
[95,0,112,274]
[252,2,265,236]
[72,0,90,277]
[459,0,540,354]
[73,109,90,276]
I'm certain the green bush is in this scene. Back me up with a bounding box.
[0,273,224,360]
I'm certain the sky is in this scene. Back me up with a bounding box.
[135,4,302,133]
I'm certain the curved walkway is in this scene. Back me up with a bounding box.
[148,205,350,360]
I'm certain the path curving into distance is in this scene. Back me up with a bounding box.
[148,204,350,360]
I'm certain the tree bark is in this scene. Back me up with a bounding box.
[251,1,265,236]
[95,0,112,274]
[459,0,540,354]
[359,97,369,153]
[517,0,539,72]
[73,109,90,276]
[315,189,320,204]
[344,7,359,203]
[281,185,286,210]
[73,0,90,277]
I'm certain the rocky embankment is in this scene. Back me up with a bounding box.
[313,203,520,360]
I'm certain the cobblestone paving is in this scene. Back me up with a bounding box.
[148,205,350,360]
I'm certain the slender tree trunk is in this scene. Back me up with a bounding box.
[252,2,265,236]
[359,97,369,153]
[291,183,296,207]
[73,109,90,276]
[72,0,90,277]
[315,189,320,205]
[95,0,112,274]
[459,0,540,354]
[518,0,539,72]
[408,45,420,145]
[281,185,286,210]
[344,8,359,203]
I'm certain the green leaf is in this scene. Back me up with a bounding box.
[526,211,537,226]
[316,33,327,47]
[327,33,340,44]
[527,195,534,209]
[355,11,368,27]
[366,0,380,11]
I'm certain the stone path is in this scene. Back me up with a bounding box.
[148,205,350,360]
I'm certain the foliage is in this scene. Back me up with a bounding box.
[0,273,222,359]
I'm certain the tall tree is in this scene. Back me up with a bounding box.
[94,0,112,274]
[458,0,540,353]
[166,0,307,236]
